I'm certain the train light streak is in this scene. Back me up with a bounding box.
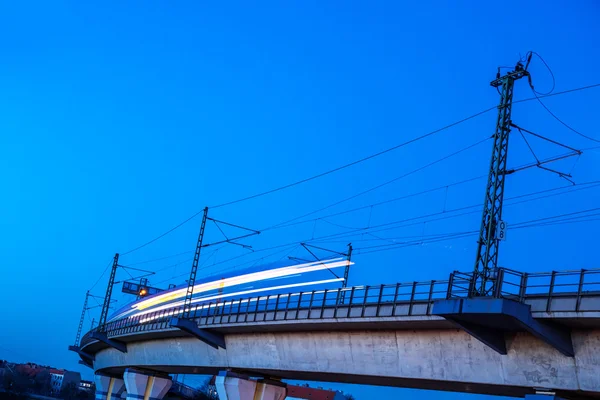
[138,277,345,323]
[132,258,350,311]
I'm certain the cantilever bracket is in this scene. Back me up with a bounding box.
[68,345,96,361]
[169,317,226,350]
[446,319,507,354]
[433,298,574,357]
[90,332,128,353]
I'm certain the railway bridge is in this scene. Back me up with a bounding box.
[71,267,600,400]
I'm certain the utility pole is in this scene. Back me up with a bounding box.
[182,207,209,318]
[98,253,120,330]
[472,56,531,296]
[340,243,353,304]
[74,291,90,347]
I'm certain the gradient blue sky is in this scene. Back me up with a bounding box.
[1,1,599,399]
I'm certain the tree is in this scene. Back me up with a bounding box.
[5,369,32,395]
[60,382,79,400]
[33,369,51,395]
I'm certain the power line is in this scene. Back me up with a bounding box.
[514,82,600,105]
[527,51,556,96]
[353,206,600,256]
[116,82,600,259]
[532,92,600,144]
[120,210,206,256]
[264,136,491,231]
[149,197,600,287]
[117,108,498,258]
[124,174,490,272]
[263,175,487,232]
[309,180,600,244]
[524,52,600,144]
[169,181,600,276]
[123,250,194,267]
[211,112,497,210]
[89,258,116,291]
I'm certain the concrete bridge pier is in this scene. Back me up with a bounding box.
[123,369,173,400]
[95,373,125,400]
[215,372,287,400]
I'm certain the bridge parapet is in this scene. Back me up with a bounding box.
[78,267,600,351]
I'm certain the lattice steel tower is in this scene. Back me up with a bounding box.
[471,56,530,296]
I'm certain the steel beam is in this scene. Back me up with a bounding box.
[169,317,226,349]
[90,331,128,353]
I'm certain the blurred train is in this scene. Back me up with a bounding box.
[109,257,353,323]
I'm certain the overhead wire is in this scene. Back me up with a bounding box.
[263,136,491,231]
[137,168,600,288]
[89,257,116,292]
[532,93,600,144]
[309,180,600,244]
[352,206,600,256]
[123,250,194,267]
[264,175,487,231]
[525,51,600,144]
[210,112,497,211]
[114,82,600,260]
[155,181,600,279]
[120,210,206,256]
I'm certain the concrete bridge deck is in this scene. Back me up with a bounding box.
[77,267,600,399]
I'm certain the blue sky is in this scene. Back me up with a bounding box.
[1,1,599,398]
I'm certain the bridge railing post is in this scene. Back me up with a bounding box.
[253,295,261,322]
[262,296,269,322]
[376,285,384,317]
[220,300,228,324]
[283,294,290,320]
[235,298,242,323]
[547,271,557,313]
[427,280,435,315]
[447,272,455,299]
[295,292,303,320]
[408,282,417,316]
[344,287,355,317]
[361,286,370,317]
[206,302,213,323]
[392,283,400,317]
[518,273,528,302]
[320,290,328,318]
[494,268,505,298]
[334,288,341,318]
[243,298,250,322]
[274,294,281,321]
[576,269,586,312]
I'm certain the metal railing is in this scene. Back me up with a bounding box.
[80,267,600,347]
[447,268,600,307]
[83,279,450,342]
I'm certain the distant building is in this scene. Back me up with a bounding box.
[79,379,94,392]
[50,371,64,394]
[49,369,81,394]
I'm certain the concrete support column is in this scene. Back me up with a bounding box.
[215,372,286,400]
[94,374,125,400]
[123,369,172,400]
